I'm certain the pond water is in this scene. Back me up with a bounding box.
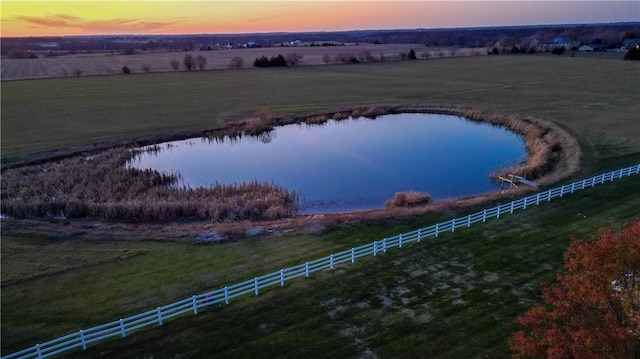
[128,113,526,213]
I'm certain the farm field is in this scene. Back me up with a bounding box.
[2,55,639,164]
[1,55,640,357]
[1,43,447,81]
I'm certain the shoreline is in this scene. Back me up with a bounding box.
[0,104,581,237]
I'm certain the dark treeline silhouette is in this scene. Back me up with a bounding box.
[2,23,638,56]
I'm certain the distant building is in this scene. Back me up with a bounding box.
[579,44,604,52]
[622,38,640,50]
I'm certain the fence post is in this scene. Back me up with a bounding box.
[120,318,127,336]
[305,262,310,278]
[254,277,259,296]
[224,286,229,304]
[36,344,42,359]
[536,193,540,205]
[452,218,456,232]
[156,308,163,326]
[560,186,564,197]
[280,269,285,287]
[351,248,355,263]
[417,229,422,242]
[582,179,586,189]
[482,209,486,222]
[547,190,551,202]
[399,234,403,248]
[383,238,387,252]
[467,214,471,227]
[571,182,575,193]
[192,295,198,315]
[330,254,334,269]
[80,329,87,350]
[523,197,527,209]
[510,201,514,214]
[373,242,378,256]
[497,205,501,218]
[435,223,439,237]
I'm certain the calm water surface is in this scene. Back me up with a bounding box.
[129,114,526,213]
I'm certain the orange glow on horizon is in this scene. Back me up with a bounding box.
[1,1,639,37]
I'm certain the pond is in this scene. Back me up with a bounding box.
[128,113,527,213]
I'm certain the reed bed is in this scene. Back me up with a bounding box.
[385,191,433,208]
[0,148,299,222]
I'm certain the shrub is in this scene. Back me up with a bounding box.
[229,56,245,69]
[195,55,207,70]
[141,64,151,72]
[285,52,303,66]
[322,53,332,64]
[269,54,287,67]
[121,66,131,74]
[253,55,270,68]
[170,60,180,71]
[407,49,417,60]
[183,54,194,71]
[552,46,566,55]
[624,46,640,60]
[72,69,82,77]
[385,192,432,208]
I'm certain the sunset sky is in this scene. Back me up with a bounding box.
[1,1,639,37]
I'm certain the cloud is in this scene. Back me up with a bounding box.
[12,13,181,33]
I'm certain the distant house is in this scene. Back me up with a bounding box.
[579,44,604,52]
[622,38,640,50]
[244,41,259,48]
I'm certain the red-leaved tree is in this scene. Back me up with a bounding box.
[509,221,640,359]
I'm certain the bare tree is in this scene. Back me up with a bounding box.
[170,60,180,71]
[358,50,374,62]
[322,53,332,64]
[285,52,304,66]
[195,55,207,70]
[183,54,194,71]
[141,64,151,73]
[229,56,245,69]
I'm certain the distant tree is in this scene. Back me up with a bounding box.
[170,60,180,71]
[141,64,151,72]
[407,49,417,60]
[72,69,82,77]
[552,46,566,55]
[624,46,640,61]
[322,53,332,64]
[358,50,374,62]
[269,54,287,67]
[121,66,131,74]
[229,56,245,69]
[253,55,271,68]
[183,54,194,71]
[509,221,640,359]
[195,55,207,70]
[447,47,457,57]
[399,52,407,60]
[511,45,520,54]
[285,52,304,66]
[186,40,195,52]
[489,47,499,55]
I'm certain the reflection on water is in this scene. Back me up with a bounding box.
[128,113,526,213]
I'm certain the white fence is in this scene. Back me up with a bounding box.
[3,164,639,359]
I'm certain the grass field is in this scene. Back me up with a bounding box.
[1,44,438,81]
[1,54,639,357]
[2,54,638,164]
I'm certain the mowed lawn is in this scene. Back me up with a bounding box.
[1,55,640,357]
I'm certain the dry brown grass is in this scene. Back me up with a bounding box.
[0,148,298,222]
[385,192,433,208]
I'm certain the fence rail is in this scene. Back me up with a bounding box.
[3,164,639,359]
